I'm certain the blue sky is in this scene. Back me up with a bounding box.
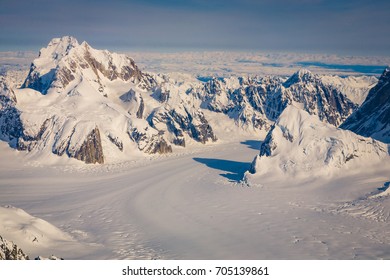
[1,0,389,55]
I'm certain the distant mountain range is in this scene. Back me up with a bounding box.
[0,36,388,165]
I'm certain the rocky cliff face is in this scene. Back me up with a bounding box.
[0,235,29,260]
[71,127,104,164]
[193,70,356,130]
[282,69,357,126]
[0,76,23,147]
[341,67,390,143]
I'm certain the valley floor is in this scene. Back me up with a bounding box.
[0,140,389,259]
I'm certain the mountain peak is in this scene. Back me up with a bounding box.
[284,68,316,87]
[39,36,79,62]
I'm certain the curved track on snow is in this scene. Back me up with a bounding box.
[1,141,390,259]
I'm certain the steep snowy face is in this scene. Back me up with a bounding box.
[321,75,377,105]
[282,69,357,126]
[249,105,388,177]
[22,36,153,95]
[341,67,390,143]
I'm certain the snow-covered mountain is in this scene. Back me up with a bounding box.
[0,36,378,164]
[281,69,357,126]
[1,36,219,163]
[321,75,377,105]
[341,67,390,143]
[193,69,357,129]
[247,105,388,177]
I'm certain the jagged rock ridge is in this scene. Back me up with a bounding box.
[0,235,29,260]
[1,36,221,163]
[341,67,390,143]
[0,36,376,164]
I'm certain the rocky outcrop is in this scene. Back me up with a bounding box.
[341,67,390,143]
[71,127,104,164]
[69,127,104,163]
[0,77,23,147]
[17,118,51,152]
[196,70,356,129]
[136,96,144,119]
[0,235,29,260]
[148,106,217,146]
[282,69,357,126]
[107,133,123,151]
[129,127,172,154]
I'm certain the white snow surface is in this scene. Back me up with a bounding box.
[0,205,87,259]
[1,38,390,260]
[1,136,390,259]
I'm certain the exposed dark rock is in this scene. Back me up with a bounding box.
[0,235,29,260]
[136,96,144,119]
[107,134,123,151]
[341,67,390,143]
[0,78,23,147]
[197,71,356,129]
[173,137,186,147]
[129,127,172,154]
[56,66,75,89]
[282,70,357,126]
[187,111,217,143]
[144,135,173,154]
[259,127,277,157]
[149,107,217,144]
[72,127,104,164]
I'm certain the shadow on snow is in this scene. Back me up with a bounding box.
[240,140,262,150]
[193,157,251,182]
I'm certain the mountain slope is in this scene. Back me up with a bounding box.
[340,67,390,143]
[0,36,377,164]
[248,105,388,177]
[4,36,218,163]
[282,69,357,126]
[194,69,357,131]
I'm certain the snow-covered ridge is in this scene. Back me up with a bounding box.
[321,75,377,105]
[0,36,381,164]
[247,105,388,177]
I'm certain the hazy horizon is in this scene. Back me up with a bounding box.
[1,0,390,56]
